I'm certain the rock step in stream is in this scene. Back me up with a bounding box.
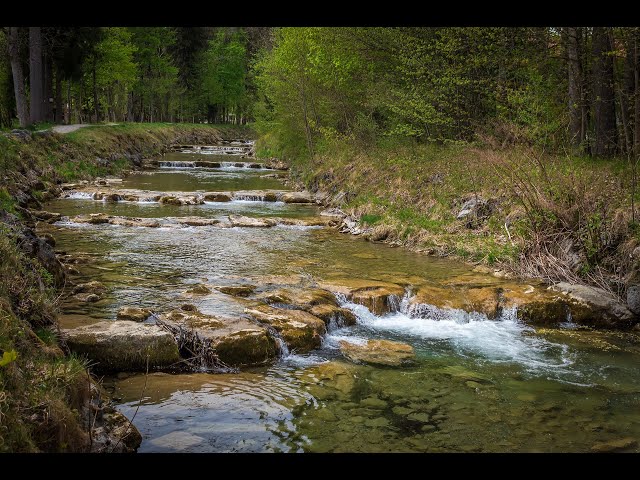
[60,273,635,373]
[55,213,338,229]
[60,188,316,205]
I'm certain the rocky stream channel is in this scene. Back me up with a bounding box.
[33,140,640,452]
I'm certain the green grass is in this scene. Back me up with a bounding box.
[0,121,256,451]
[0,188,16,214]
[360,214,382,226]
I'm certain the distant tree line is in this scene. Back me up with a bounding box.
[0,26,272,128]
[2,26,639,159]
[254,27,640,158]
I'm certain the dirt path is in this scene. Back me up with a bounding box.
[51,123,118,134]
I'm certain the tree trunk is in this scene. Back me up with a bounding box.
[55,67,63,124]
[592,27,617,156]
[92,59,99,123]
[65,80,71,124]
[564,27,583,149]
[29,26,44,125]
[8,27,29,127]
[635,29,640,155]
[43,51,54,122]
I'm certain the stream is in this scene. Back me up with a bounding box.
[38,144,640,453]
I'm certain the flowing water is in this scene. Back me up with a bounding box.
[39,149,640,453]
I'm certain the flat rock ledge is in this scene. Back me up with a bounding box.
[339,339,416,367]
[63,321,180,372]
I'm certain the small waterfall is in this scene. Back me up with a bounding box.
[220,162,250,169]
[332,287,575,374]
[265,325,290,358]
[64,191,94,199]
[233,194,265,202]
[159,161,196,168]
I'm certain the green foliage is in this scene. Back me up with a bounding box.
[199,30,248,122]
[0,188,16,214]
[253,27,568,159]
[0,350,17,367]
[130,27,180,120]
[360,214,382,226]
[94,27,138,120]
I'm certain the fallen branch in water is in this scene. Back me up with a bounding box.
[153,312,237,373]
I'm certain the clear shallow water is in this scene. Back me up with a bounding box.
[43,150,640,452]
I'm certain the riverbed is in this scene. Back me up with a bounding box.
[38,146,640,453]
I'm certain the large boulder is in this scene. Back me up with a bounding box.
[281,191,314,204]
[318,279,405,315]
[63,321,180,372]
[159,195,204,206]
[158,310,277,367]
[244,304,326,353]
[260,287,339,309]
[259,287,356,327]
[339,339,415,367]
[203,191,232,202]
[549,282,635,328]
[501,283,569,324]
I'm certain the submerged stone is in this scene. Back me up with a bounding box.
[339,339,415,367]
[215,285,256,297]
[71,292,101,303]
[117,306,152,322]
[72,280,106,295]
[591,438,638,453]
[185,284,212,295]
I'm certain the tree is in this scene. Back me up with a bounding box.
[130,27,179,122]
[0,30,14,127]
[200,29,248,124]
[93,27,137,122]
[592,27,617,156]
[7,27,28,127]
[29,26,44,124]
[564,27,585,149]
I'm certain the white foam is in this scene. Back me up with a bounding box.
[64,191,94,199]
[274,224,323,231]
[282,353,329,367]
[338,297,575,373]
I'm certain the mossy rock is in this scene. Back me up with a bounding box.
[63,321,180,372]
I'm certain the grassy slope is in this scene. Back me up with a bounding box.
[270,136,639,297]
[0,123,250,451]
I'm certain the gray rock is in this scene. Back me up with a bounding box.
[457,197,480,219]
[281,191,314,204]
[63,321,180,371]
[626,284,640,315]
[550,282,635,327]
